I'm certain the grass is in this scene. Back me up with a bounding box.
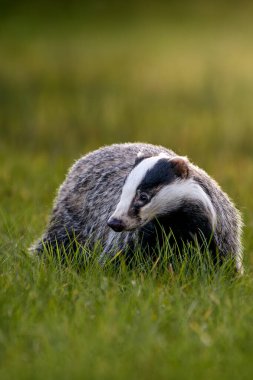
[0,246,252,380]
[1,3,253,379]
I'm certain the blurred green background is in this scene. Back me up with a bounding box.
[1,1,253,157]
[1,2,253,380]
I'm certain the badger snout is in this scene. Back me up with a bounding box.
[107,217,126,232]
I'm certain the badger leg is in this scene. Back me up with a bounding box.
[235,253,244,275]
[98,230,124,266]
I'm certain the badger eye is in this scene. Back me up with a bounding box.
[139,192,150,203]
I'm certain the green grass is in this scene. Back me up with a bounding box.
[0,247,252,380]
[1,3,253,379]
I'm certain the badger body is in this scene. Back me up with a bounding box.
[32,143,243,273]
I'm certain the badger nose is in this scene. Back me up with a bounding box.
[107,218,125,232]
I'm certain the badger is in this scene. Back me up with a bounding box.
[31,143,243,273]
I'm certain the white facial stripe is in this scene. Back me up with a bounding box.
[140,179,217,229]
[112,153,168,218]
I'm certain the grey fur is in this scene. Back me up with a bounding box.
[31,143,243,273]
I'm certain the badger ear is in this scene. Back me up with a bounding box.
[170,156,189,178]
[133,151,152,167]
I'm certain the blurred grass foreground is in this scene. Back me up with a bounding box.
[0,1,253,380]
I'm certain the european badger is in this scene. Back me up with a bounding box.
[31,143,243,273]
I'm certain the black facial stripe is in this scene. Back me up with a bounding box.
[137,159,176,192]
[128,196,145,218]
[128,201,141,218]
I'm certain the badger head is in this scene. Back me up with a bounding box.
[108,153,216,232]
[107,152,216,232]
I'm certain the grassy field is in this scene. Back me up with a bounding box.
[1,3,253,379]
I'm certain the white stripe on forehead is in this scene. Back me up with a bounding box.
[114,153,169,216]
